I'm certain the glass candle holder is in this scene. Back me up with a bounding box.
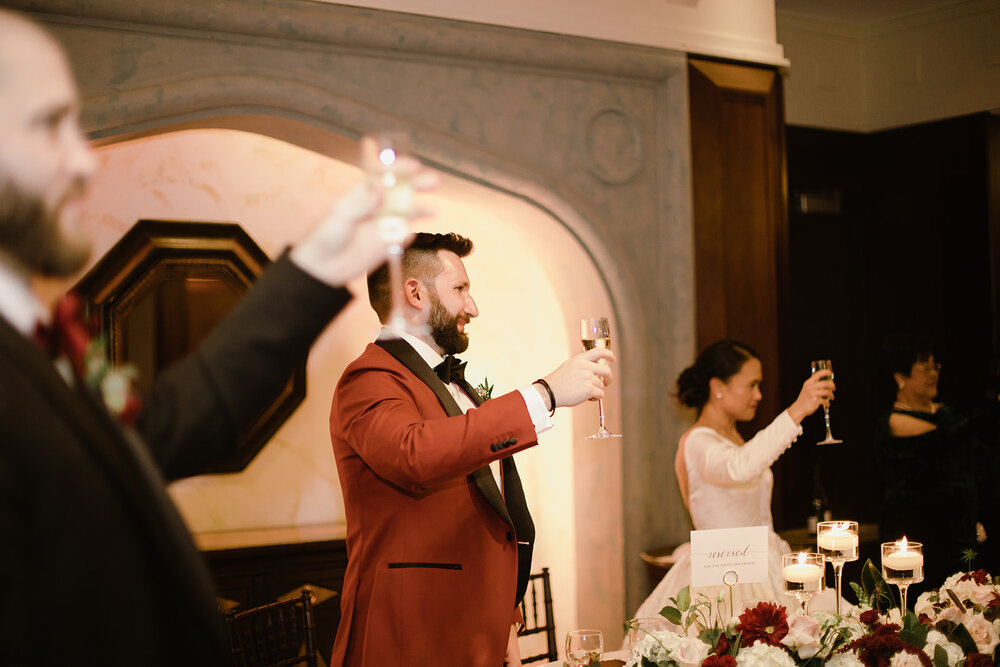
[782,551,825,615]
[881,538,923,616]
[817,520,858,616]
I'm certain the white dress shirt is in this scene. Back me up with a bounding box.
[395,329,552,492]
[0,261,48,338]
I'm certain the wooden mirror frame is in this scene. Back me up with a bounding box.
[74,220,306,473]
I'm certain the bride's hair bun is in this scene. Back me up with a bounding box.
[675,339,759,409]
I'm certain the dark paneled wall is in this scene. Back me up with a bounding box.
[688,57,789,441]
[778,113,998,531]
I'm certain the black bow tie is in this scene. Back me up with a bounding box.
[434,355,467,385]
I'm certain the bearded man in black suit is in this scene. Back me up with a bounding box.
[0,9,423,665]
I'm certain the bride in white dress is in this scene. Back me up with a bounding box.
[633,339,835,623]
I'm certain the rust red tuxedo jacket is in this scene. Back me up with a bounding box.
[329,338,538,666]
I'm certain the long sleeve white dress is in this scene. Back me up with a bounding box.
[633,411,803,622]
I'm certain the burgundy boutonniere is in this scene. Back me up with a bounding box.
[37,293,143,426]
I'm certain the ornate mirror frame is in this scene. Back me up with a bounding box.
[74,220,306,473]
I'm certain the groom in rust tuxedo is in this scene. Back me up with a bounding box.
[0,10,417,665]
[329,232,615,666]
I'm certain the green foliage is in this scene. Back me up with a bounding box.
[932,644,950,667]
[947,622,979,656]
[898,611,929,649]
[960,548,977,572]
[857,559,898,614]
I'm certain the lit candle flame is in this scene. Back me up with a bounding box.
[897,536,909,551]
[797,552,808,564]
[835,521,850,531]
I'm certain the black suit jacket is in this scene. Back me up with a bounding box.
[0,254,350,666]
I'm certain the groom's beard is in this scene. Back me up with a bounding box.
[428,290,470,356]
[0,177,91,277]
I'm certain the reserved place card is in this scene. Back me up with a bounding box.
[690,526,768,587]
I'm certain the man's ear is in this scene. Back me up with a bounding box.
[403,277,423,309]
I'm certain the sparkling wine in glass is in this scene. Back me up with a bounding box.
[581,317,621,439]
[810,359,842,445]
[782,552,825,615]
[362,131,418,338]
[565,629,603,667]
[817,520,858,617]
[882,538,923,616]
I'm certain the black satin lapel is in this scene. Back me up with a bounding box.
[375,338,462,417]
[503,458,536,604]
[375,338,509,522]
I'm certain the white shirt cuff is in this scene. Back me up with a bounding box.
[518,385,553,435]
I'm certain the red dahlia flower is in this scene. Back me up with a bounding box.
[736,601,789,647]
[702,655,737,667]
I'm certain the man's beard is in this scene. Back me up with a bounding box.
[0,177,91,277]
[428,289,469,355]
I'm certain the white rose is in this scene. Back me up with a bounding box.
[914,591,937,620]
[735,642,796,667]
[941,572,965,591]
[889,651,926,667]
[923,630,964,665]
[780,614,821,659]
[952,579,995,607]
[964,614,1000,655]
[936,606,965,625]
[826,653,865,667]
[671,636,712,667]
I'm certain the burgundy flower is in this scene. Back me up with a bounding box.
[859,609,880,627]
[848,624,932,667]
[714,633,729,656]
[964,653,994,667]
[917,613,934,626]
[702,655,737,667]
[959,570,991,585]
[988,592,1000,611]
[736,601,789,647]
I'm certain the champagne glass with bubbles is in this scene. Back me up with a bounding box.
[362,131,418,339]
[810,359,842,444]
[566,629,603,667]
[581,317,621,439]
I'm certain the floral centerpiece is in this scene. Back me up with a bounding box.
[624,560,1000,667]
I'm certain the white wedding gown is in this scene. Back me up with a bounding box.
[633,411,837,624]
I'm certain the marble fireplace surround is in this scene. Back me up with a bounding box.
[19,0,697,622]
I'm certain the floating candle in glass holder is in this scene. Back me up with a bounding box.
[782,552,824,614]
[817,520,858,616]
[881,537,923,615]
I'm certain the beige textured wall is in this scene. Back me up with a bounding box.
[14,0,700,641]
[779,1,1000,132]
[321,0,788,66]
[81,127,619,645]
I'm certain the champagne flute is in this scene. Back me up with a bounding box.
[362,131,418,338]
[882,538,923,615]
[810,359,842,444]
[581,317,621,439]
[565,629,603,667]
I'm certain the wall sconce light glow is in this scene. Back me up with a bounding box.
[378,147,397,166]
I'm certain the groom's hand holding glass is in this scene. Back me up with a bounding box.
[532,346,615,413]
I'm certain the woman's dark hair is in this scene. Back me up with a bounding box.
[881,332,934,383]
[676,339,759,409]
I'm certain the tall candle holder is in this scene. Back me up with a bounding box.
[881,538,923,616]
[817,520,858,616]
[782,552,825,615]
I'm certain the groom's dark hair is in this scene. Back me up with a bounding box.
[367,232,474,323]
